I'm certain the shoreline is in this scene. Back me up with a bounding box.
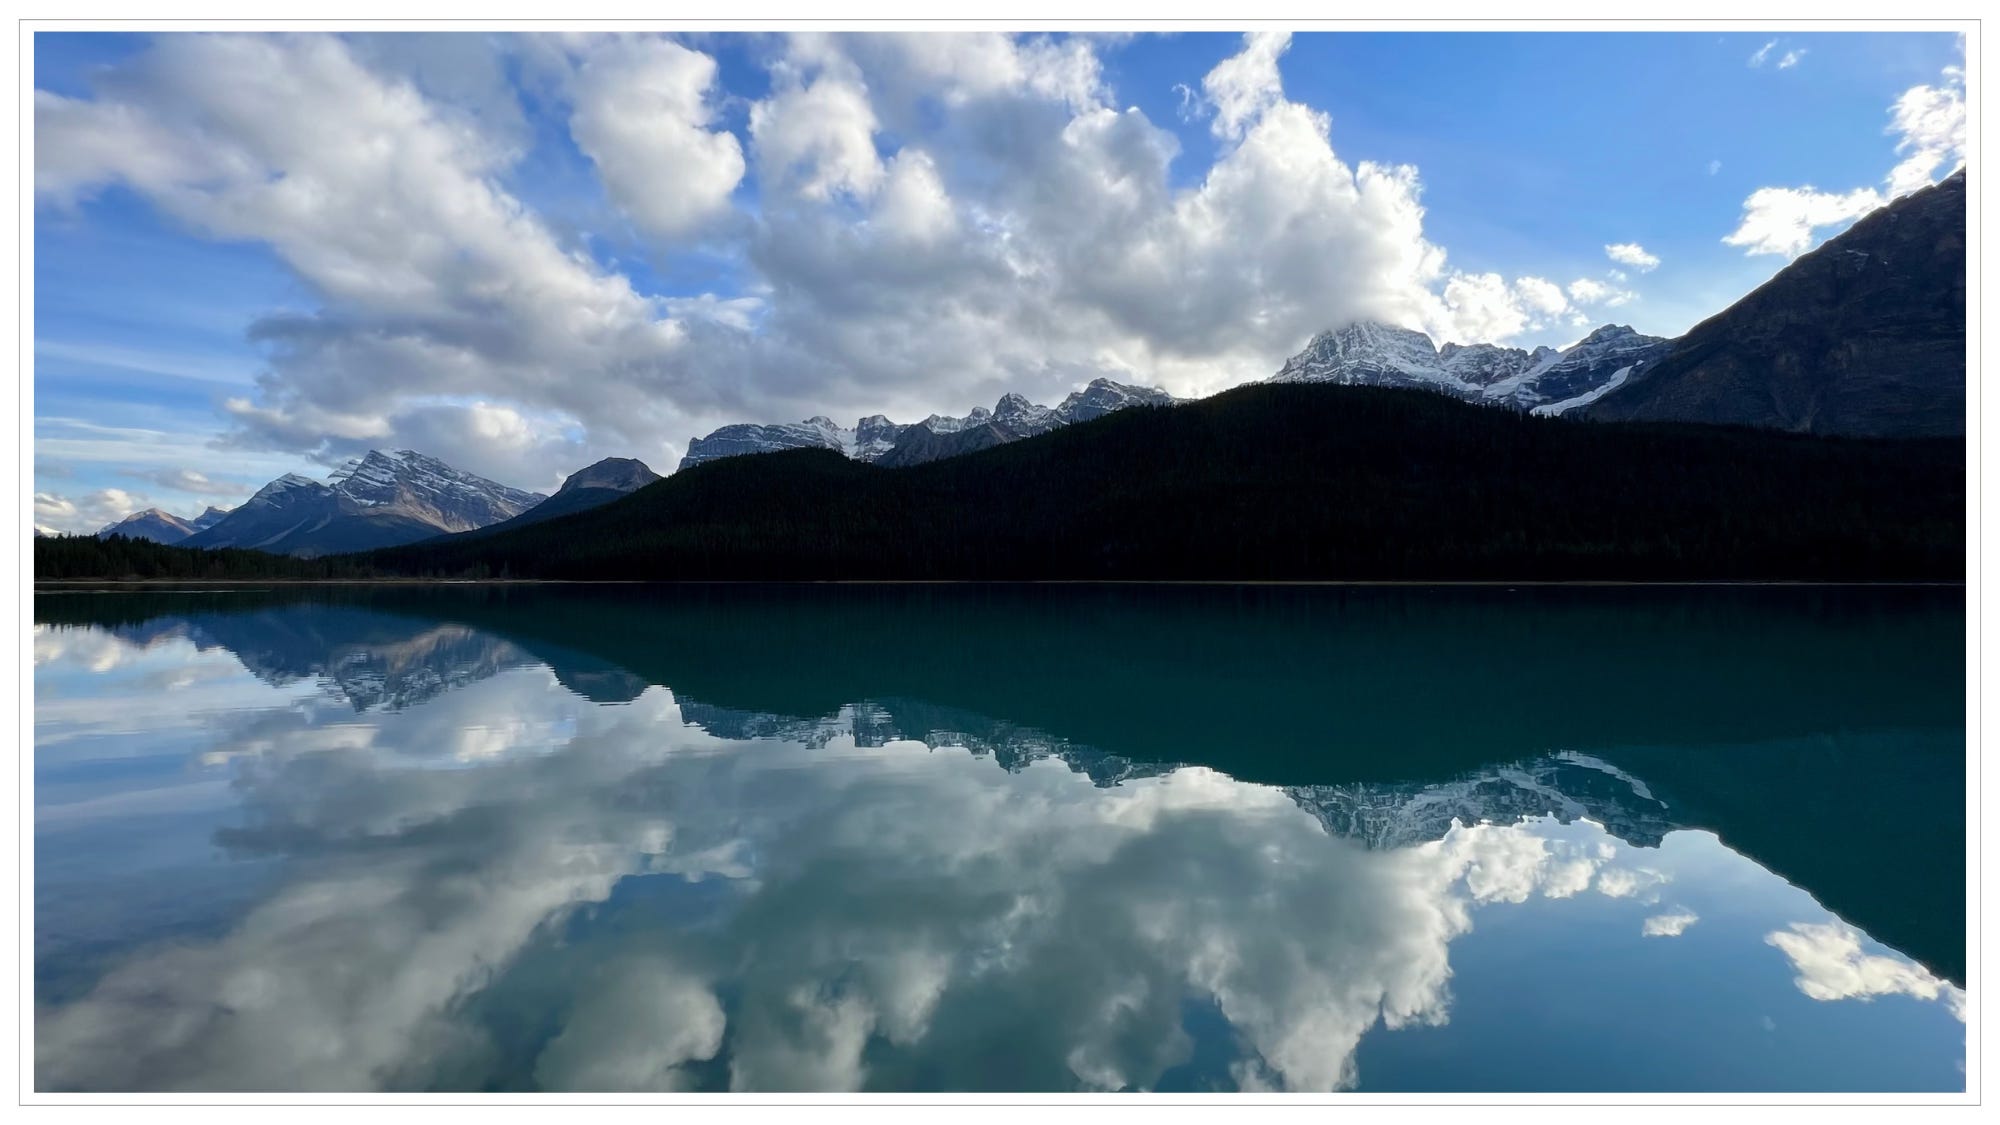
[31,578,1969,589]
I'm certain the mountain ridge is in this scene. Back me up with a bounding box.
[439,456,661,537]
[365,382,1962,582]
[1583,170,1966,435]
[94,505,233,545]
[184,450,544,557]
[679,377,1177,471]
[1270,320,1675,414]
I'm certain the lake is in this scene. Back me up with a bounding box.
[31,584,1968,1093]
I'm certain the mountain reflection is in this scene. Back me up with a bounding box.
[32,586,1966,1092]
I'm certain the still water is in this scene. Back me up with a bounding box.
[32,585,1967,1093]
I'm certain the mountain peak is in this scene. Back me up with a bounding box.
[1575,324,1639,345]
[94,508,201,544]
[556,457,660,495]
[192,451,544,556]
[993,392,1052,428]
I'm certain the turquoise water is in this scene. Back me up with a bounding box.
[32,585,1967,1092]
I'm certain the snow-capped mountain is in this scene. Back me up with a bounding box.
[95,505,234,544]
[185,451,544,557]
[678,378,1177,471]
[1271,321,1673,414]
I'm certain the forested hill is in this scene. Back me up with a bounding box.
[361,384,1962,582]
[34,533,368,581]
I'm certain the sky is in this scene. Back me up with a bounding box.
[31,29,1969,532]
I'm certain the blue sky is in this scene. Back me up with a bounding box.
[32,29,1968,531]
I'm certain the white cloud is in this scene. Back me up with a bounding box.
[34,34,708,486]
[1594,866,1668,900]
[1749,40,1778,67]
[1777,49,1807,70]
[566,37,746,240]
[33,488,149,534]
[750,50,885,202]
[1707,159,1722,176]
[1886,64,1966,198]
[1766,921,1965,1020]
[1513,276,1570,318]
[1604,242,1659,272]
[1566,277,1635,309]
[1643,910,1698,937]
[1202,30,1289,141]
[1722,185,1884,259]
[34,31,1637,487]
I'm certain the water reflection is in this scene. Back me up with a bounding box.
[31,587,1967,1092]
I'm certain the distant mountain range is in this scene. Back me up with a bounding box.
[1269,321,1674,415]
[679,378,1177,471]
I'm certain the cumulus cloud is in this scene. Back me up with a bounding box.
[1604,242,1659,272]
[35,34,702,486]
[750,55,885,202]
[1202,29,1290,140]
[1513,277,1570,317]
[566,37,746,240]
[35,31,1653,487]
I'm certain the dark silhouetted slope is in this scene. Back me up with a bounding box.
[370,384,1962,582]
[1585,171,1965,436]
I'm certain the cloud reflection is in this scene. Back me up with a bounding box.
[1765,921,1966,1021]
[31,608,1968,1094]
[35,653,1663,1093]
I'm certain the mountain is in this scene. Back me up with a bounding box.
[1271,320,1673,414]
[92,504,234,545]
[370,383,1962,582]
[95,509,200,544]
[184,451,544,557]
[678,378,1176,471]
[460,457,661,533]
[1584,171,1966,435]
